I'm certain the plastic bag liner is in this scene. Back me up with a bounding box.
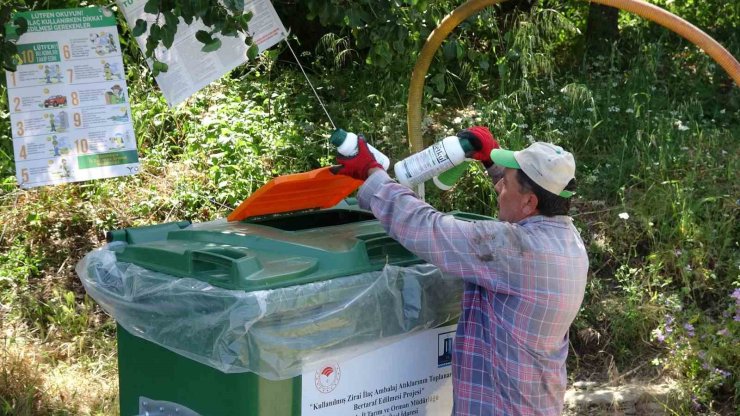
[77,242,462,380]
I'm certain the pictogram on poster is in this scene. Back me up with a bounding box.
[4,7,138,189]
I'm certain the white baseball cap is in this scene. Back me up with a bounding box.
[490,142,576,198]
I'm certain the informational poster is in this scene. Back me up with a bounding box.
[4,7,138,189]
[116,0,287,107]
[302,325,456,416]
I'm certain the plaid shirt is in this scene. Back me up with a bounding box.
[358,171,588,416]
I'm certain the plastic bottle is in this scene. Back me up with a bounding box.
[330,129,390,171]
[432,160,471,190]
[393,136,474,188]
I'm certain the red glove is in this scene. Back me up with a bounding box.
[333,137,383,181]
[457,126,499,167]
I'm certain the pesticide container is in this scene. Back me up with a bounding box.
[78,167,494,416]
[432,161,471,191]
[330,129,390,170]
[393,136,474,188]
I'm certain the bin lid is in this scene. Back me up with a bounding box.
[108,210,490,292]
[227,167,363,222]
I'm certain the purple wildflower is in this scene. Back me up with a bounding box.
[684,323,695,337]
[716,328,729,336]
[691,396,701,411]
[731,288,740,301]
[665,314,674,325]
[715,368,731,379]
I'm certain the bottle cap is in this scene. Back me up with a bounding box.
[330,129,348,147]
[458,137,475,154]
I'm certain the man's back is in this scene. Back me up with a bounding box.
[452,215,588,415]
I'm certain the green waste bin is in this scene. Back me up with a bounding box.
[78,177,493,416]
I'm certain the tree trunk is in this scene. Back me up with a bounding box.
[585,3,620,54]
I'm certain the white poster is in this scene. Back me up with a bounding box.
[5,7,138,189]
[116,0,287,107]
[302,325,456,416]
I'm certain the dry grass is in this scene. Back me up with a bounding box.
[0,321,118,416]
[0,161,207,416]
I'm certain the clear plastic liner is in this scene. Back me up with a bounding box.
[77,243,462,380]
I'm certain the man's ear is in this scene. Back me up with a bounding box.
[522,193,538,216]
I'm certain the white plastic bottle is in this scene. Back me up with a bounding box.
[330,129,390,170]
[393,136,468,188]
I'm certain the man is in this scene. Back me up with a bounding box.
[334,128,588,415]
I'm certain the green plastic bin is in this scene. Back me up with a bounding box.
[79,172,493,416]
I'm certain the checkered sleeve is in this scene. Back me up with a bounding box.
[358,170,507,291]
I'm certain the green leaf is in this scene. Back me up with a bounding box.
[132,19,148,37]
[164,11,179,28]
[144,0,160,14]
[432,72,445,94]
[247,44,259,61]
[239,11,253,28]
[161,24,176,48]
[195,30,212,44]
[4,42,17,55]
[153,60,168,72]
[194,0,209,18]
[498,62,508,79]
[223,0,245,13]
[145,35,158,57]
[201,38,222,53]
[3,53,18,72]
[443,41,456,61]
[220,20,237,37]
[180,1,194,24]
[149,24,161,41]
[14,17,28,36]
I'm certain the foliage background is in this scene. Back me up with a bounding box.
[0,0,738,414]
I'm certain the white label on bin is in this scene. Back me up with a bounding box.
[301,325,455,416]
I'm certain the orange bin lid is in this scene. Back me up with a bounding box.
[227,167,364,222]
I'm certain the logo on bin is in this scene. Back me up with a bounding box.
[315,363,341,393]
[438,331,455,367]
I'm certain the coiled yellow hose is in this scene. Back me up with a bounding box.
[407,0,740,153]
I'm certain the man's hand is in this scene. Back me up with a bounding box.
[457,126,499,167]
[333,137,383,181]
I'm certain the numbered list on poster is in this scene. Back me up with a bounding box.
[5,7,138,188]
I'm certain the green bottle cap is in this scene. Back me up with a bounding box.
[330,129,347,147]
[459,137,475,154]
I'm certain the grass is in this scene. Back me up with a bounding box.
[0,3,739,415]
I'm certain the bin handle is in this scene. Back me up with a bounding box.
[358,233,417,265]
[189,248,262,287]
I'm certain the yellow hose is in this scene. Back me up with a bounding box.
[407,0,740,153]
